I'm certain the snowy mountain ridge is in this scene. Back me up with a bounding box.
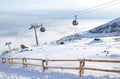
[89,17,120,33]
[56,17,120,44]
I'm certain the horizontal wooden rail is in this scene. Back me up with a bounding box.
[46,66,79,70]
[46,59,81,62]
[25,58,43,61]
[27,63,42,67]
[13,62,23,64]
[84,67,120,73]
[12,58,22,60]
[85,59,120,63]
[25,58,82,61]
[2,57,120,62]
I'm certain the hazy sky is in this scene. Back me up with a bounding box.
[0,0,120,52]
[0,0,120,18]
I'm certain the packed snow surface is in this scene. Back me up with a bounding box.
[0,36,120,79]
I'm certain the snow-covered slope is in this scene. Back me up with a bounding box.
[56,17,120,44]
[0,36,120,79]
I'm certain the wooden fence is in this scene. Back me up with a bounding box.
[1,58,120,76]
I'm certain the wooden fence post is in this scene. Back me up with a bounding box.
[79,59,85,76]
[22,58,27,68]
[82,59,85,74]
[8,58,13,66]
[45,60,48,69]
[22,58,24,68]
[2,58,6,63]
[11,58,13,64]
[42,60,46,72]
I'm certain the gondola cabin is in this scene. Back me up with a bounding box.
[72,15,79,26]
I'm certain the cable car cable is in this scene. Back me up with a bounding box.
[35,0,119,27]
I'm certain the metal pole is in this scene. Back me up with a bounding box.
[34,27,39,46]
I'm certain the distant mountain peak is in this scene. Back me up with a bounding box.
[89,17,120,34]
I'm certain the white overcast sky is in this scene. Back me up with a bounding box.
[0,0,120,18]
